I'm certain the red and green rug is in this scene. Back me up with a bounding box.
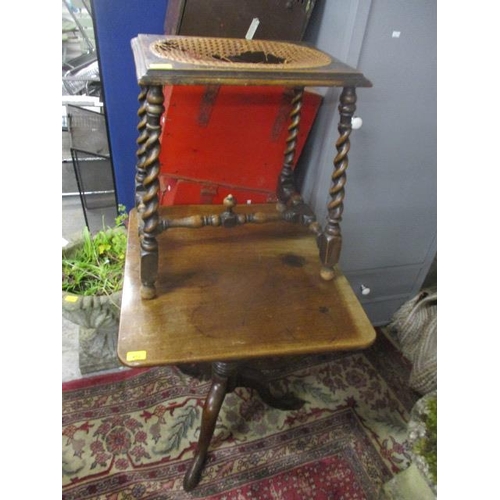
[63,330,419,499]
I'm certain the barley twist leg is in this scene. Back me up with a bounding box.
[277,87,304,207]
[318,87,357,280]
[140,85,164,299]
[134,85,148,210]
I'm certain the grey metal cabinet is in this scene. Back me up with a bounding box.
[300,0,437,325]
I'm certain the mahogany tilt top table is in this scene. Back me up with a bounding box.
[118,34,373,491]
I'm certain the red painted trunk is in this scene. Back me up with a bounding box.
[158,85,322,205]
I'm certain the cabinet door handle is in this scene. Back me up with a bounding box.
[351,116,363,129]
[360,284,371,296]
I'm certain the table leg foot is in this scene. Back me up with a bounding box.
[140,284,156,300]
[320,265,336,281]
[183,452,207,492]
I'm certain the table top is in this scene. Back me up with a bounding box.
[131,34,372,88]
[117,205,375,367]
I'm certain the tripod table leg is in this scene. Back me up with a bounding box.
[183,361,238,492]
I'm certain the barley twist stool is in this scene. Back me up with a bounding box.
[118,34,373,492]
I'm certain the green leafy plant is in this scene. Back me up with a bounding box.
[414,395,437,485]
[62,205,128,296]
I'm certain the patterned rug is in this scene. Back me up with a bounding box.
[62,330,420,499]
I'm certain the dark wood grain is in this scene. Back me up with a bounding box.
[118,205,375,367]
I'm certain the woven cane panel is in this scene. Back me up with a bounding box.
[150,38,331,69]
